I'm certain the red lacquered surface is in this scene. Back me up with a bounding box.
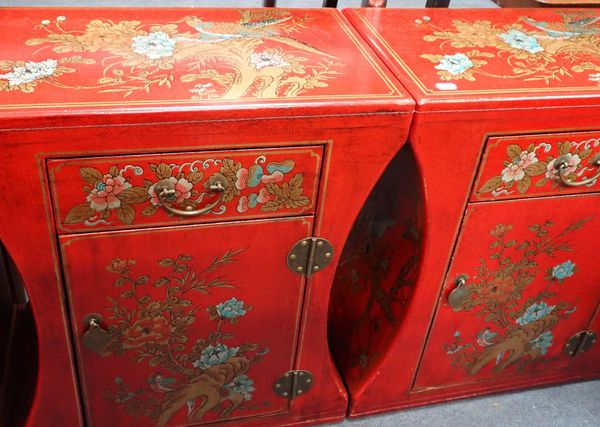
[473,131,600,201]
[344,7,600,418]
[48,146,322,233]
[415,194,600,390]
[0,7,414,427]
[61,218,312,427]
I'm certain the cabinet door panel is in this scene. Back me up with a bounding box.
[60,217,312,426]
[571,304,600,373]
[414,195,600,390]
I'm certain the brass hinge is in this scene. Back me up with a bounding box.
[287,237,333,277]
[273,370,313,400]
[563,330,597,357]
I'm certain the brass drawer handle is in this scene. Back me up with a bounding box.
[155,173,228,217]
[448,276,469,312]
[555,155,600,187]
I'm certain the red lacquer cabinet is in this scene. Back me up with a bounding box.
[337,7,600,417]
[0,8,414,426]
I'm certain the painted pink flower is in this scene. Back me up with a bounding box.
[501,151,538,182]
[86,174,131,211]
[545,153,581,179]
[148,177,193,206]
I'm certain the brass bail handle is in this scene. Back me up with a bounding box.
[82,313,110,353]
[156,173,228,217]
[448,276,469,312]
[555,155,600,187]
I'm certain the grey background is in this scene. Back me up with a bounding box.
[4,0,599,426]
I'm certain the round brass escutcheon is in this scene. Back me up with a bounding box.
[82,313,110,353]
[448,277,469,312]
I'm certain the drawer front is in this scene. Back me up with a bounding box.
[48,146,322,233]
[61,217,312,426]
[472,131,600,202]
[414,194,600,390]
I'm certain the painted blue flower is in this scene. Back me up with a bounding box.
[499,30,543,54]
[225,374,255,400]
[216,297,247,320]
[193,343,239,369]
[552,260,576,281]
[516,301,555,326]
[530,331,554,355]
[435,53,474,76]
[131,31,177,60]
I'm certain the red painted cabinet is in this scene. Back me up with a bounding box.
[0,7,414,426]
[338,7,600,417]
[61,218,312,426]
[415,194,600,391]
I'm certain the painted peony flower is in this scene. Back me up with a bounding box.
[225,375,255,400]
[86,174,131,211]
[434,53,474,76]
[131,31,177,60]
[216,297,247,320]
[516,301,555,326]
[499,30,543,54]
[123,316,171,348]
[552,260,576,280]
[546,153,581,179]
[148,176,193,206]
[193,343,239,369]
[530,331,553,355]
[0,59,58,86]
[250,51,290,70]
[501,150,538,182]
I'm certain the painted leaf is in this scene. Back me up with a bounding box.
[64,203,96,224]
[478,175,503,194]
[118,187,148,204]
[187,171,204,185]
[507,144,522,161]
[80,167,103,185]
[116,203,135,224]
[517,175,532,194]
[155,163,172,180]
[524,162,547,177]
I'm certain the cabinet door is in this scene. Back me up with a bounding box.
[60,217,312,427]
[414,194,600,390]
[570,303,600,373]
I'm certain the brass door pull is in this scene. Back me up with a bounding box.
[82,313,110,353]
[555,155,600,187]
[448,276,469,311]
[155,173,228,217]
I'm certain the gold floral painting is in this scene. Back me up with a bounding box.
[0,9,342,99]
[409,11,600,89]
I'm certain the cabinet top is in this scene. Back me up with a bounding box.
[345,8,600,111]
[0,8,412,123]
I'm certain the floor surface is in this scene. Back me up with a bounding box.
[333,380,600,427]
[5,1,599,426]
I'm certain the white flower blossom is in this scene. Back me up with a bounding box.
[131,31,177,60]
[0,59,58,86]
[250,52,290,70]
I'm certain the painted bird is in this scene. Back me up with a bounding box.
[182,15,338,59]
[521,13,600,39]
[147,372,177,393]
